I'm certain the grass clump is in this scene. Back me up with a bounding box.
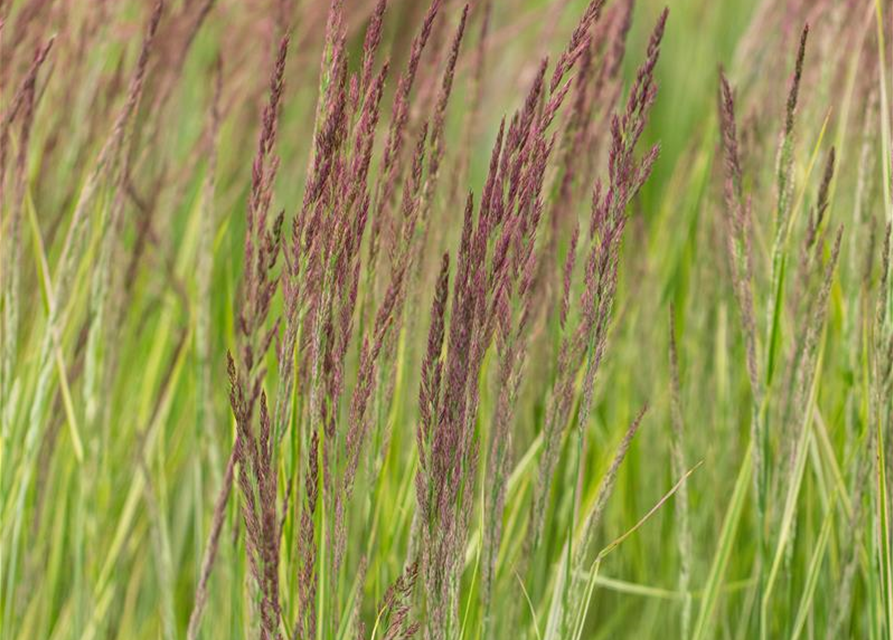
[2,0,893,638]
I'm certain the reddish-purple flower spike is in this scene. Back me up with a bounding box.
[379,562,421,640]
[546,34,597,271]
[359,0,388,100]
[367,0,443,273]
[3,39,40,348]
[258,393,282,640]
[542,73,575,130]
[603,0,634,82]
[561,222,580,329]
[303,0,349,205]
[437,324,471,481]
[479,118,505,224]
[259,392,272,480]
[380,0,443,184]
[349,60,390,197]
[785,23,809,138]
[576,2,633,185]
[408,122,429,213]
[405,9,466,291]
[331,199,368,370]
[719,69,744,201]
[406,0,444,86]
[108,0,165,140]
[0,35,54,187]
[250,34,288,215]
[229,363,282,639]
[610,7,666,185]
[716,67,764,433]
[318,0,346,96]
[445,194,476,381]
[244,33,289,327]
[386,121,429,261]
[718,73,747,230]
[429,4,469,181]
[451,0,491,202]
[417,253,450,516]
[806,147,835,248]
[550,0,606,93]
[514,59,548,154]
[418,22,581,618]
[497,76,562,242]
[592,13,664,231]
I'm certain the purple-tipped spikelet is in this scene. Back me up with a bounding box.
[775,23,808,231]
[810,148,835,244]
[417,252,450,522]
[718,69,760,398]
[368,0,443,276]
[550,0,605,93]
[450,0,492,208]
[359,0,388,106]
[561,224,580,329]
[418,4,469,254]
[229,358,282,640]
